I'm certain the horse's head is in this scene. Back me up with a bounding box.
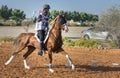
[52,15,69,32]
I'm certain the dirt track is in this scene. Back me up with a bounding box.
[0,42,120,78]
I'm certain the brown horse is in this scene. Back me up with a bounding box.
[5,15,75,72]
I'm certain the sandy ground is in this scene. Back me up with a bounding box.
[0,42,120,78]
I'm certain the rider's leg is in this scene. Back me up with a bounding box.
[37,30,45,56]
[38,41,43,55]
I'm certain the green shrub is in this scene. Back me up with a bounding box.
[63,38,101,48]
[75,38,100,48]
[0,36,15,42]
[63,38,75,46]
[107,41,116,47]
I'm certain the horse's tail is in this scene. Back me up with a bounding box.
[12,33,30,50]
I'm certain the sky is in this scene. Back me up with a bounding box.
[0,0,120,18]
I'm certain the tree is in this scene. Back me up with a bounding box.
[10,9,26,25]
[0,5,26,21]
[92,15,98,21]
[98,5,120,28]
[97,5,120,48]
[79,12,88,22]
[87,14,98,21]
[65,11,73,20]
[10,9,25,21]
[49,10,98,24]
[0,5,12,20]
[50,10,59,20]
[72,11,80,22]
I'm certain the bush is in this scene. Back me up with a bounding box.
[0,36,15,42]
[107,41,116,48]
[63,38,75,46]
[0,20,21,26]
[0,23,4,26]
[75,38,100,48]
[63,38,101,48]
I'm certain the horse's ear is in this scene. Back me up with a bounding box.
[54,15,59,22]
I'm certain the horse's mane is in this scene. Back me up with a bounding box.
[49,16,59,30]
[47,15,63,52]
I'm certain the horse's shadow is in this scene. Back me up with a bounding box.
[76,64,120,72]
[30,64,120,73]
[31,65,65,70]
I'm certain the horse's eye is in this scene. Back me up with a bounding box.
[59,18,64,26]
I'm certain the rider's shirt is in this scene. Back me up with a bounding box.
[35,12,49,31]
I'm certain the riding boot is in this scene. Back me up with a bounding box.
[38,42,43,56]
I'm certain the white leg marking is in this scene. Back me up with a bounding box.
[23,60,30,69]
[49,68,54,73]
[66,55,75,70]
[49,64,54,73]
[5,55,14,65]
[71,64,75,70]
[45,64,54,73]
[66,55,72,65]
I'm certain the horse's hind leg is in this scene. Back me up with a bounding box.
[5,43,26,65]
[60,49,75,70]
[23,46,35,69]
[5,55,14,65]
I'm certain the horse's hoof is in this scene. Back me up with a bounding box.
[65,64,71,68]
[71,64,75,70]
[49,68,54,73]
[65,64,75,70]
[25,66,30,69]
[5,62,8,65]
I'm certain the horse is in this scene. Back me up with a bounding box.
[5,15,75,73]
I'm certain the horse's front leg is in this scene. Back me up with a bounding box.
[47,48,54,73]
[48,53,54,73]
[61,49,75,70]
[65,54,75,70]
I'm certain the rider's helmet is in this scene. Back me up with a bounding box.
[43,4,50,9]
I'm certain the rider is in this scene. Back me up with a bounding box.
[35,4,50,56]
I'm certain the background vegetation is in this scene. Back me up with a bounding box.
[0,36,116,49]
[49,10,98,26]
[0,5,120,48]
[63,38,116,49]
[0,5,98,26]
[97,5,120,48]
[0,5,26,26]
[0,36,14,42]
